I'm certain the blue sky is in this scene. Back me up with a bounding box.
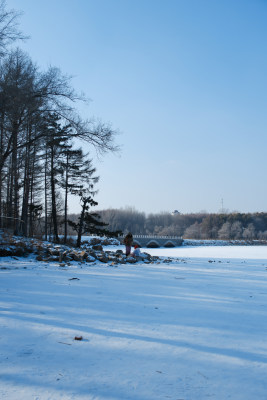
[7,0,267,214]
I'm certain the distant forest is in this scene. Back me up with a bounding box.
[92,208,267,241]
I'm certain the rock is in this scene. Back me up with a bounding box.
[62,251,69,260]
[86,255,96,263]
[126,256,136,263]
[102,239,111,245]
[80,250,88,260]
[108,255,119,262]
[102,238,120,246]
[142,252,150,259]
[0,248,12,257]
[69,251,89,262]
[117,256,126,264]
[90,238,102,245]
[0,245,29,257]
[14,247,28,257]
[92,244,103,251]
[49,248,60,256]
[69,252,80,262]
[47,256,59,262]
[87,249,96,256]
[98,255,108,263]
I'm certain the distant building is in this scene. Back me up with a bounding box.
[171,210,180,215]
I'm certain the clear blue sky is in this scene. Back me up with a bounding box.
[7,0,267,214]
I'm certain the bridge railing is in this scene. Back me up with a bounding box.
[118,234,183,247]
[119,234,182,240]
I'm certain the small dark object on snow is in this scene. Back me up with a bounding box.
[68,277,80,281]
[74,336,83,341]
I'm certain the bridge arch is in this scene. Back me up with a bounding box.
[146,240,160,248]
[163,240,176,247]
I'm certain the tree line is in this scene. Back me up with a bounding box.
[96,208,267,241]
[0,2,118,244]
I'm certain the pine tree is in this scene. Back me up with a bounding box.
[68,194,107,247]
[58,147,96,243]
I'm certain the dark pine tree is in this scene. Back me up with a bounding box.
[59,147,97,244]
[68,194,110,247]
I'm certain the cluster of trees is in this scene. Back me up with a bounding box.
[0,2,118,244]
[97,208,267,241]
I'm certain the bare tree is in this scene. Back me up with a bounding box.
[0,1,27,57]
[218,222,231,240]
[184,222,201,239]
[230,221,243,240]
[243,223,256,240]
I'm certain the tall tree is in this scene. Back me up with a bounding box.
[67,164,100,247]
[59,147,97,243]
[43,113,70,242]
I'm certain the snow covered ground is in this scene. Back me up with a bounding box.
[1,246,267,399]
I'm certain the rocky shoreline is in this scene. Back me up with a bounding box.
[0,235,162,265]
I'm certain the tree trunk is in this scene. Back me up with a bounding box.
[76,198,88,248]
[29,141,37,238]
[44,147,48,241]
[12,124,19,235]
[0,114,4,229]
[21,124,31,236]
[50,147,59,242]
[64,152,69,244]
[7,157,13,229]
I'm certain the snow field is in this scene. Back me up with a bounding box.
[0,247,267,399]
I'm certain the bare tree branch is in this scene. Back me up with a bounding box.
[0,1,28,56]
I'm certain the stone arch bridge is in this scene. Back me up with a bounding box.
[120,235,183,248]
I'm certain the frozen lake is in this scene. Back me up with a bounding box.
[1,245,267,399]
[145,244,267,260]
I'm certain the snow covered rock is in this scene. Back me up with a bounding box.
[126,256,137,263]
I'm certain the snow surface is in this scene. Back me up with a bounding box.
[146,245,267,260]
[1,246,267,399]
